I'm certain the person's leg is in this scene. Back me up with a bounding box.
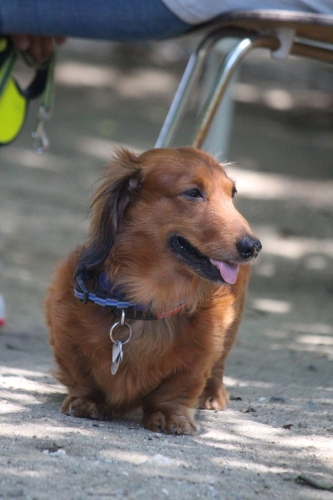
[0,0,191,41]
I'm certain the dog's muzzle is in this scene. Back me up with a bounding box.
[169,233,262,285]
[236,236,262,260]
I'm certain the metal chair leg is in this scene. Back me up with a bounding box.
[155,28,280,150]
[155,28,237,148]
[192,33,280,149]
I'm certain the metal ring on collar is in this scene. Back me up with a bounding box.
[109,309,132,345]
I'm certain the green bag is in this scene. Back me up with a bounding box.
[0,37,55,152]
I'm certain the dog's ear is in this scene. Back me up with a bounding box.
[79,149,143,269]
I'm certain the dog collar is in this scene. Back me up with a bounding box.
[73,266,187,321]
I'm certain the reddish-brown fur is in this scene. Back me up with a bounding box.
[45,147,260,435]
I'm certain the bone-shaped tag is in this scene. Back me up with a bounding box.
[111,340,123,375]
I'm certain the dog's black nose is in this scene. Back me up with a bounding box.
[236,236,262,260]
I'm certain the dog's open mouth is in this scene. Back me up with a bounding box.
[169,235,240,284]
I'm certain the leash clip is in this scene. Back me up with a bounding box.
[31,105,51,154]
[31,51,55,153]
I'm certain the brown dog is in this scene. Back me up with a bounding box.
[45,147,261,435]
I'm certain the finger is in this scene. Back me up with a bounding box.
[55,37,67,46]
[39,36,55,60]
[10,34,30,51]
[30,36,55,62]
[29,35,43,62]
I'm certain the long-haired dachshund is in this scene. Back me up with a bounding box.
[45,147,261,435]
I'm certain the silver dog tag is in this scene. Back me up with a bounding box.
[111,340,123,375]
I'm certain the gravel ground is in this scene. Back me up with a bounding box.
[0,36,333,499]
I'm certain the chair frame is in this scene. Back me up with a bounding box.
[155,10,333,150]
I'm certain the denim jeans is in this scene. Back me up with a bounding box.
[0,0,191,41]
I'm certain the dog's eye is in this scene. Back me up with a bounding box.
[232,185,237,198]
[183,188,203,199]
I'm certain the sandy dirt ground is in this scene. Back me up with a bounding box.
[0,36,333,499]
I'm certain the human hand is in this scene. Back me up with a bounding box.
[9,34,66,62]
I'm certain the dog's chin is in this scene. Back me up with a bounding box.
[168,235,240,285]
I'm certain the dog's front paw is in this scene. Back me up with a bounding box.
[61,396,113,421]
[199,381,229,410]
[142,409,199,436]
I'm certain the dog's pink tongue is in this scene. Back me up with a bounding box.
[209,259,240,284]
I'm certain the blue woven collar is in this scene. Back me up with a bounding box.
[73,267,187,321]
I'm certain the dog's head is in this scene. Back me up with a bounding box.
[79,147,261,307]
